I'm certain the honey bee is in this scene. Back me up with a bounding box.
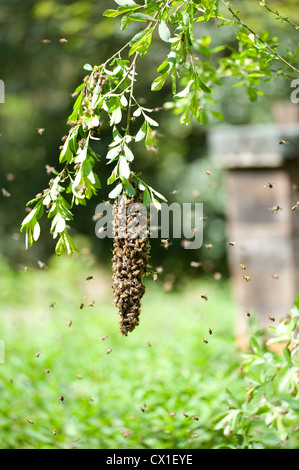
[268,316,275,322]
[240,263,247,270]
[156,266,163,273]
[227,241,235,247]
[246,311,251,317]
[292,202,299,211]
[6,173,15,182]
[183,413,189,418]
[67,320,72,327]
[37,260,46,269]
[37,128,45,135]
[272,274,279,279]
[204,170,212,176]
[243,275,251,282]
[86,275,93,281]
[2,188,11,197]
[88,300,95,307]
[59,395,64,402]
[192,416,199,421]
[59,38,68,43]
[202,338,208,344]
[152,273,158,281]
[35,352,40,358]
[140,407,145,413]
[106,348,112,354]
[49,301,56,308]
[147,341,152,347]
[42,39,51,45]
[101,335,108,341]
[208,328,213,335]
[170,412,176,417]
[80,303,84,309]
[161,239,171,249]
[192,190,200,198]
[26,419,34,425]
[45,369,50,373]
[75,375,82,379]
[264,181,275,189]
[205,243,213,249]
[170,189,179,195]
[270,205,283,213]
[201,295,208,301]
[52,429,57,435]
[190,261,201,268]
[279,140,288,145]
[191,434,199,438]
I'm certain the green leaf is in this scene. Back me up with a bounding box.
[119,155,131,179]
[129,28,153,57]
[108,183,123,199]
[143,187,151,206]
[151,72,170,91]
[114,0,136,6]
[158,20,171,42]
[83,63,93,71]
[103,9,121,18]
[123,179,136,197]
[135,121,147,142]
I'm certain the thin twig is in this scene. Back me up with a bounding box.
[221,0,299,75]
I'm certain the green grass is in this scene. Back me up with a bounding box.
[0,250,296,449]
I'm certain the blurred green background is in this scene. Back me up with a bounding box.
[0,0,299,449]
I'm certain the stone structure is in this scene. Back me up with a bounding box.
[208,122,299,340]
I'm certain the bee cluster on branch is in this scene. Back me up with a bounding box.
[112,191,150,335]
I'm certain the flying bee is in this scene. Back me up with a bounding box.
[292,202,299,211]
[42,39,51,45]
[35,352,40,358]
[86,275,93,281]
[202,338,208,344]
[240,263,247,270]
[170,189,179,195]
[227,241,235,247]
[183,413,189,418]
[101,335,108,341]
[268,316,275,322]
[147,341,152,347]
[270,205,283,213]
[37,128,45,135]
[49,301,56,308]
[204,170,212,176]
[192,416,199,421]
[190,261,201,268]
[170,412,176,417]
[67,320,72,327]
[59,37,68,43]
[205,243,213,249]
[80,303,84,309]
[246,311,251,317]
[264,181,275,189]
[59,395,64,402]
[201,295,208,301]
[75,375,82,379]
[272,274,279,279]
[26,419,34,425]
[152,273,158,281]
[243,275,251,282]
[106,348,112,354]
[161,239,172,249]
[279,140,288,145]
[2,188,11,197]
[88,300,95,307]
[208,328,213,335]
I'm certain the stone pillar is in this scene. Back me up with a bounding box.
[208,122,299,341]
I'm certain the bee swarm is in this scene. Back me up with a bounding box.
[112,192,149,336]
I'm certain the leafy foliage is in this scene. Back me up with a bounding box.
[20,0,299,255]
